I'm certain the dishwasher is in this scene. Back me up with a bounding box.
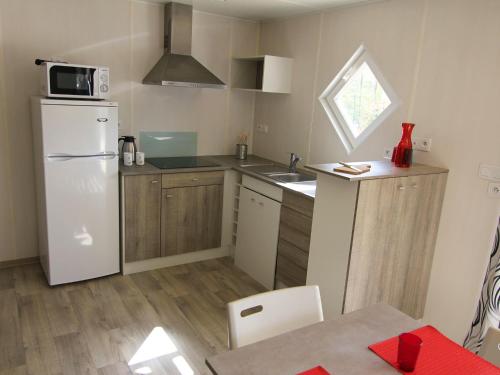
[235,176,283,290]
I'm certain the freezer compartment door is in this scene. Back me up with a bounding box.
[44,155,119,285]
[41,104,118,156]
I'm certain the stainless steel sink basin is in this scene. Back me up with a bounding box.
[242,165,289,175]
[240,164,316,183]
[238,163,274,168]
[267,172,316,183]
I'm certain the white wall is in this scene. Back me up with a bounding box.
[0,0,259,262]
[0,16,16,263]
[254,13,322,163]
[254,0,500,342]
[129,3,259,155]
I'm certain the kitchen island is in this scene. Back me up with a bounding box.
[305,160,448,320]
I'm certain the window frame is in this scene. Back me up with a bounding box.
[319,45,400,153]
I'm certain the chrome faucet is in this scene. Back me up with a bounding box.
[288,153,301,173]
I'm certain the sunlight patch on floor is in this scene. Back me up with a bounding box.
[128,326,195,375]
[128,327,178,366]
[134,366,153,374]
[173,355,195,375]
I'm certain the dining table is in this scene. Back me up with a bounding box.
[206,304,424,375]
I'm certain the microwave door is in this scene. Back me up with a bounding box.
[49,65,96,97]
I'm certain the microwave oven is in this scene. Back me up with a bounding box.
[40,62,110,100]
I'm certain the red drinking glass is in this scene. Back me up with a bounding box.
[397,333,422,372]
[392,122,415,168]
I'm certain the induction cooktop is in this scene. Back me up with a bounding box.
[147,156,220,170]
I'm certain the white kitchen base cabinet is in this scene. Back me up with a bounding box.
[235,186,282,290]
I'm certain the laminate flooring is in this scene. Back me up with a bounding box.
[0,257,265,375]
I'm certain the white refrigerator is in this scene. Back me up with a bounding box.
[31,97,120,285]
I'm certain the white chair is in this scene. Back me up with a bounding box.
[479,327,500,367]
[227,285,324,349]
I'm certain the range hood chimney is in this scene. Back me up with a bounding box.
[143,2,226,89]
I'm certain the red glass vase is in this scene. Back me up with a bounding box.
[392,122,415,168]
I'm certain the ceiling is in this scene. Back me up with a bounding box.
[146,0,377,21]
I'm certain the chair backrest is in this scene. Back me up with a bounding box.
[479,327,500,367]
[227,285,324,349]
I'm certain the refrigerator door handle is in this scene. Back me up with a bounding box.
[47,152,118,161]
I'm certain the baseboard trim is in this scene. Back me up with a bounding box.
[0,256,40,269]
[122,246,231,275]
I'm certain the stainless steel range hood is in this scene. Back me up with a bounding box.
[143,2,226,89]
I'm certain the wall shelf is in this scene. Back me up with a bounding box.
[231,55,293,94]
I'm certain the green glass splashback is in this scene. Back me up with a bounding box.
[139,132,197,158]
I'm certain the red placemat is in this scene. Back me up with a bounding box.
[297,365,330,375]
[369,325,500,374]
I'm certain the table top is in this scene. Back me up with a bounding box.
[306,160,448,181]
[206,304,423,375]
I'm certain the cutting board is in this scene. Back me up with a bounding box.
[334,164,371,175]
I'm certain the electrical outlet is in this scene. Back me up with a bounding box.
[383,148,393,159]
[488,183,500,198]
[256,124,267,133]
[479,164,500,181]
[412,137,432,152]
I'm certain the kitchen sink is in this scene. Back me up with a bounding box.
[238,163,275,168]
[267,172,316,183]
[241,164,316,183]
[241,164,289,175]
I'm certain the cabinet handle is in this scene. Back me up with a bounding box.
[258,202,264,206]
[97,118,108,122]
[166,194,173,198]
[151,180,159,184]
[398,184,418,190]
[192,177,199,181]
[250,198,256,203]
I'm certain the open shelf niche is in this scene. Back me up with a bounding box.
[231,55,293,94]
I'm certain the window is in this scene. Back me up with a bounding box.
[319,45,399,153]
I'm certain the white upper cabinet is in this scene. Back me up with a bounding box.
[231,55,293,94]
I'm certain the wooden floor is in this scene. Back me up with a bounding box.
[0,257,265,375]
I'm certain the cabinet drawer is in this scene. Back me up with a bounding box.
[279,206,312,252]
[277,239,309,269]
[161,171,224,188]
[279,223,311,253]
[275,240,308,287]
[280,206,312,235]
[242,175,283,202]
[282,190,314,217]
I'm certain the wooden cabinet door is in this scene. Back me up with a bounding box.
[400,173,447,317]
[124,175,161,262]
[344,173,447,318]
[161,184,223,256]
[344,176,409,314]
